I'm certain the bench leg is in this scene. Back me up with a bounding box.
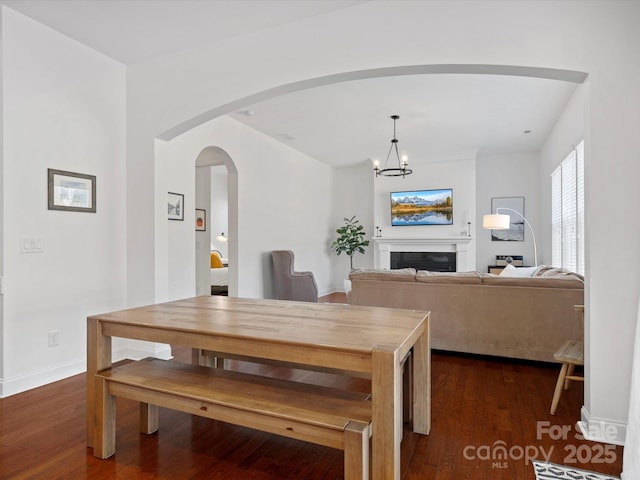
[344,421,371,480]
[94,376,116,459]
[140,403,159,434]
[193,348,223,368]
[550,363,569,415]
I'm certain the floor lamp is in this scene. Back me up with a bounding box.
[482,207,538,267]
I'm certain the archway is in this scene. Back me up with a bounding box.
[194,146,239,297]
[158,64,587,141]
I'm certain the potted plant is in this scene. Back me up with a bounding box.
[331,216,370,270]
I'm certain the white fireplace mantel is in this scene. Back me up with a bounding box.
[373,236,474,272]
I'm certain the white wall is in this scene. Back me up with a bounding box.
[476,152,541,270]
[195,166,211,296]
[123,0,640,443]
[164,116,334,300]
[539,84,585,265]
[581,21,640,438]
[373,156,477,270]
[210,168,229,258]
[330,162,373,288]
[0,8,127,395]
[0,6,5,380]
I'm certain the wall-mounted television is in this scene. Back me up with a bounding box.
[390,188,453,226]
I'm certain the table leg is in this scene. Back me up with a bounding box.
[412,325,431,435]
[86,317,112,450]
[372,346,402,480]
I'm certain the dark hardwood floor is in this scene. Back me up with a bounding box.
[0,293,624,479]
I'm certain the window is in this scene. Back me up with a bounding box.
[551,141,584,274]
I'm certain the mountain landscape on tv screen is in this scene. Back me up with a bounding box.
[391,190,453,226]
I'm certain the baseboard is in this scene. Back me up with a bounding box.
[0,341,172,398]
[317,288,336,298]
[0,359,86,398]
[114,340,172,362]
[578,405,627,446]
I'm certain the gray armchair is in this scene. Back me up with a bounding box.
[271,250,318,302]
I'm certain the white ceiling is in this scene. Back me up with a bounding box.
[229,73,578,167]
[0,0,362,65]
[0,0,580,168]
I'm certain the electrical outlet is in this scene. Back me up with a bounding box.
[48,330,59,347]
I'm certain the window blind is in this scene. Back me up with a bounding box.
[551,165,562,267]
[551,140,585,275]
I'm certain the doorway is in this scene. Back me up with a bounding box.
[194,146,237,297]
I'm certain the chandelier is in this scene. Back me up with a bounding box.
[373,115,413,178]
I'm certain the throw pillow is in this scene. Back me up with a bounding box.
[210,251,223,268]
[499,264,537,277]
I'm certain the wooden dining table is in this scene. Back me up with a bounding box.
[87,296,430,480]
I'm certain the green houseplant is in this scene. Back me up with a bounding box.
[331,216,370,270]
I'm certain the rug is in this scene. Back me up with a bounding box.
[533,461,620,480]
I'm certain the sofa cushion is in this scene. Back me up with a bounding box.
[416,270,483,284]
[349,268,416,282]
[482,274,583,289]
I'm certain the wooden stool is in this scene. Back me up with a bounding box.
[550,305,584,415]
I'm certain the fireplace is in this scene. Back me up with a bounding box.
[373,236,474,272]
[391,251,456,272]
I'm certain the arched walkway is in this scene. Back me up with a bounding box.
[158,64,587,141]
[194,146,239,297]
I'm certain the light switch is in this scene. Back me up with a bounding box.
[20,238,44,253]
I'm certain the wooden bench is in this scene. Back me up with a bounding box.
[550,305,584,415]
[196,348,414,422]
[93,358,372,479]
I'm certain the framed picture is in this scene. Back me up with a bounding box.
[491,196,525,241]
[48,169,96,213]
[195,209,206,231]
[168,192,184,221]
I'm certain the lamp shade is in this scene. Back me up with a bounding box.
[482,213,510,230]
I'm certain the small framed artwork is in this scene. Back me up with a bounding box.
[48,169,96,213]
[491,196,525,241]
[496,255,524,266]
[195,209,206,231]
[168,192,184,221]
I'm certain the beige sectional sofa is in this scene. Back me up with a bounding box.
[348,266,584,362]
